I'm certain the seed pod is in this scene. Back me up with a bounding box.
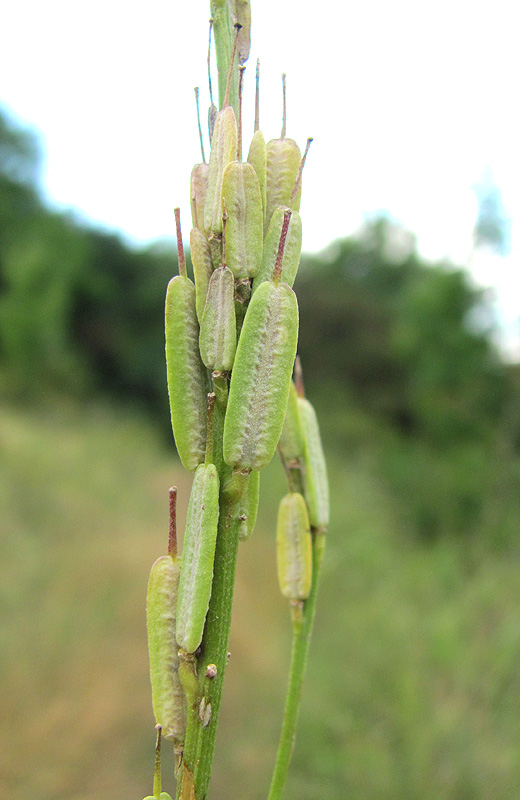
[190,228,214,324]
[253,206,302,291]
[276,492,312,601]
[265,137,301,232]
[238,469,260,541]
[223,280,299,470]
[204,106,238,241]
[222,161,263,280]
[247,130,266,218]
[298,397,329,530]
[146,555,186,742]
[190,163,209,237]
[143,795,173,800]
[234,0,251,64]
[176,464,220,653]
[278,380,304,464]
[165,276,208,472]
[208,104,218,143]
[199,266,237,371]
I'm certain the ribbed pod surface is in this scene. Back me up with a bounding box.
[165,276,208,472]
[146,555,186,741]
[223,280,298,471]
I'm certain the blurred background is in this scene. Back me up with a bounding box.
[2,1,520,798]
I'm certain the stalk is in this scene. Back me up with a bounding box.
[176,386,249,799]
[268,530,326,800]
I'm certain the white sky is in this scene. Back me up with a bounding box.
[1,0,519,353]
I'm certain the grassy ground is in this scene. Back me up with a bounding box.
[2,400,520,799]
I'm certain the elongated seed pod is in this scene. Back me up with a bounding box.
[298,397,329,529]
[234,0,251,64]
[278,380,304,464]
[252,206,302,292]
[165,276,208,471]
[223,280,298,470]
[247,130,266,220]
[146,555,186,742]
[143,795,173,800]
[176,464,220,653]
[276,492,312,601]
[238,469,260,541]
[204,106,238,241]
[222,161,263,280]
[190,228,214,324]
[208,104,218,142]
[190,163,209,237]
[265,137,301,232]
[199,266,237,371]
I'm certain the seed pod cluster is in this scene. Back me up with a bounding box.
[153,9,328,786]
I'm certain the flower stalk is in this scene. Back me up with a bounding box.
[142,3,328,798]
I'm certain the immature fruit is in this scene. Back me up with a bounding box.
[204,106,238,241]
[278,380,304,465]
[176,464,220,653]
[253,206,302,291]
[223,280,298,470]
[276,492,312,601]
[298,397,329,530]
[143,795,173,800]
[247,129,266,221]
[146,555,186,742]
[190,163,209,237]
[199,266,237,371]
[235,0,252,64]
[238,469,260,541]
[265,137,301,231]
[165,276,208,472]
[190,228,214,324]
[222,161,263,280]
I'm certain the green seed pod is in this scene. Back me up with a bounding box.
[223,280,299,470]
[176,464,220,653]
[204,106,238,241]
[247,129,266,220]
[199,266,237,371]
[208,104,218,143]
[238,469,260,541]
[143,795,173,800]
[234,0,251,65]
[278,380,304,464]
[165,276,208,472]
[146,555,186,742]
[298,397,329,530]
[265,137,301,232]
[190,228,214,324]
[252,206,302,292]
[222,161,263,280]
[190,163,209,237]
[276,492,312,601]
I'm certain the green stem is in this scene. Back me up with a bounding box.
[177,380,249,799]
[268,530,326,800]
[210,0,239,115]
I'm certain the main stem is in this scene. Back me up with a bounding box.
[178,384,247,800]
[268,530,326,800]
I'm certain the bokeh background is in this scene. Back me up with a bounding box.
[2,2,520,799]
